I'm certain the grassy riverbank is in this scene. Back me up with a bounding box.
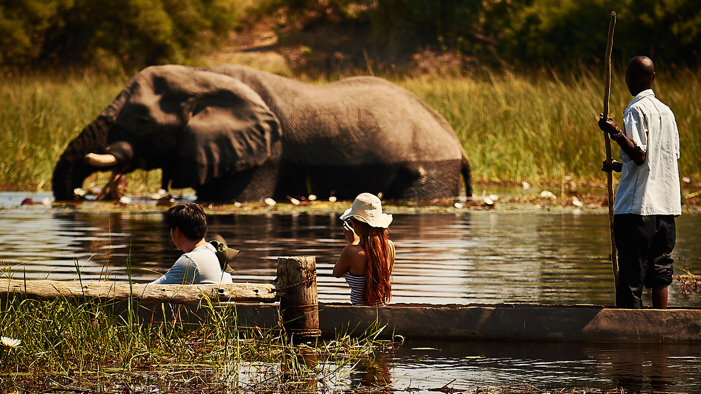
[0,71,160,194]
[398,67,701,188]
[1,68,700,195]
[0,293,387,391]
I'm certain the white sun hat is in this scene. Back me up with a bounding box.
[340,193,393,228]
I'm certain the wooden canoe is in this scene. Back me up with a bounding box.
[3,273,700,343]
[229,302,701,343]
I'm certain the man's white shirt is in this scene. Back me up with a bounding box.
[151,242,233,285]
[614,89,681,216]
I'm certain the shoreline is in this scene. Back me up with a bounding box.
[3,190,700,215]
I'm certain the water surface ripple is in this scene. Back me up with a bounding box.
[2,193,701,392]
[1,201,700,307]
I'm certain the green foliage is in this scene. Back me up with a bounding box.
[501,0,701,68]
[371,0,509,58]
[373,0,701,67]
[3,0,700,70]
[0,0,241,71]
[261,0,701,69]
[0,0,74,66]
[256,0,361,20]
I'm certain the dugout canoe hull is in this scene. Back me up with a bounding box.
[230,303,701,343]
[3,277,698,343]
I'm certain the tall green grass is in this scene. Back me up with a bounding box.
[0,292,387,390]
[399,68,701,188]
[1,69,699,193]
[0,71,161,193]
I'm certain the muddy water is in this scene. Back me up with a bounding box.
[2,192,701,392]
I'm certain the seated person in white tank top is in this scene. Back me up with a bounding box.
[151,203,233,285]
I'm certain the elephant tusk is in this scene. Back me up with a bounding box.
[85,153,118,167]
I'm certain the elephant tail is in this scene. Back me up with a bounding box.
[460,152,473,198]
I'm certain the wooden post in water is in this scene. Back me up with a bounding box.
[275,256,321,341]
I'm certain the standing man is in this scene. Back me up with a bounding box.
[598,56,681,309]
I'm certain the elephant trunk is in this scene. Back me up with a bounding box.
[52,117,111,201]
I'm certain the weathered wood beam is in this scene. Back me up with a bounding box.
[0,279,277,304]
[276,256,320,340]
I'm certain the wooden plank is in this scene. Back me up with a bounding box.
[0,279,277,304]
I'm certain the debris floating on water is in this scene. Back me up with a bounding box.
[151,189,168,200]
[540,190,557,199]
[572,196,583,207]
[675,270,701,295]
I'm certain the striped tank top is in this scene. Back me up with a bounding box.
[343,241,395,306]
[344,271,366,306]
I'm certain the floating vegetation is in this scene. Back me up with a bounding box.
[674,269,701,295]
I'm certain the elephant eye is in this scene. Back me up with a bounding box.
[138,115,151,124]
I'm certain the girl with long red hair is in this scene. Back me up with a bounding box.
[333,193,395,306]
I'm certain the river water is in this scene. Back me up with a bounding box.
[1,191,701,392]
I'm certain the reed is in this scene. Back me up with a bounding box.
[0,255,385,390]
[0,291,388,390]
[0,71,161,193]
[398,68,701,188]
[2,68,699,193]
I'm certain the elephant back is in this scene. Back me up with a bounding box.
[278,76,465,167]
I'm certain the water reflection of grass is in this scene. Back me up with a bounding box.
[0,290,390,391]
[2,69,699,194]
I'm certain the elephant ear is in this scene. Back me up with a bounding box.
[171,72,281,189]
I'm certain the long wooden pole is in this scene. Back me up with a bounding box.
[603,11,618,287]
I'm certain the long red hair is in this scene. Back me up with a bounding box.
[353,219,394,306]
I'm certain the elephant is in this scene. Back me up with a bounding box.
[52,65,472,202]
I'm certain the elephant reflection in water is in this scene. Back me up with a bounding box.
[53,65,472,202]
